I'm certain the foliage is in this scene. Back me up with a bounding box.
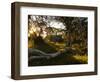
[28,15,88,66]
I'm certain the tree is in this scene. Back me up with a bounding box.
[57,17,87,47]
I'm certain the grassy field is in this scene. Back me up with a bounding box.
[28,36,88,66]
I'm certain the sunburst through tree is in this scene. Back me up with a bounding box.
[28,15,88,66]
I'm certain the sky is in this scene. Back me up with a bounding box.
[49,20,65,29]
[30,15,66,29]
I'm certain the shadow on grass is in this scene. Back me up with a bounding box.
[34,36,57,53]
[28,36,87,66]
[28,51,86,66]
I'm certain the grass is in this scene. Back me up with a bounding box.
[28,36,88,66]
[73,54,88,63]
[28,36,57,53]
[28,52,87,66]
[45,39,66,51]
